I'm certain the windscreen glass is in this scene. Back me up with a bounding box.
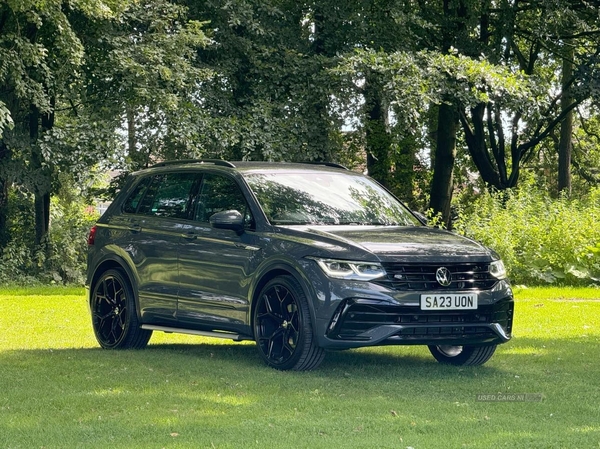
[244,171,421,226]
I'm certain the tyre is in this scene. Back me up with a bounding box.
[253,275,325,371]
[90,268,152,349]
[428,344,497,366]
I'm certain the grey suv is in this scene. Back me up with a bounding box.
[86,160,514,370]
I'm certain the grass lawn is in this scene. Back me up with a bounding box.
[1,285,599,448]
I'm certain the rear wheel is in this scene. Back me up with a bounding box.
[90,268,152,349]
[253,275,325,371]
[428,344,497,366]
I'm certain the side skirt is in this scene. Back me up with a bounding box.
[141,325,253,342]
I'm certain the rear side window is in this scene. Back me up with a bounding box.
[122,177,151,214]
[137,173,198,219]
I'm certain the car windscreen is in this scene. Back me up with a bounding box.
[243,171,421,226]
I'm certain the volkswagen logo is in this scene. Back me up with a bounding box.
[435,267,452,287]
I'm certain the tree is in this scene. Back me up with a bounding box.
[73,0,210,169]
[454,0,600,194]
[390,0,600,222]
[0,0,88,247]
[558,44,575,195]
[181,0,348,163]
[0,0,208,259]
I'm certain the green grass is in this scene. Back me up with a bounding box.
[1,287,600,448]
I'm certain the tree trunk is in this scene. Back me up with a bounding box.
[428,0,464,227]
[33,185,49,247]
[558,45,574,195]
[127,106,137,159]
[0,176,8,250]
[307,7,333,162]
[0,139,8,249]
[392,138,417,207]
[461,104,503,189]
[29,105,43,247]
[429,102,458,227]
[364,72,391,188]
[30,100,53,249]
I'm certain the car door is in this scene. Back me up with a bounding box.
[115,171,199,324]
[177,172,259,333]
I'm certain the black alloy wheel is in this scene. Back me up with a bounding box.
[91,268,152,349]
[253,275,325,371]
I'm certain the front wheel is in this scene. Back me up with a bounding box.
[253,275,325,371]
[428,344,497,366]
[90,268,152,349]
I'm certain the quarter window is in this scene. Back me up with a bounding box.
[122,177,151,214]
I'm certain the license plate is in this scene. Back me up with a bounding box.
[420,294,478,310]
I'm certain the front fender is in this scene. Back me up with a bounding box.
[248,255,324,337]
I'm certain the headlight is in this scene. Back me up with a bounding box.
[489,259,507,279]
[308,257,386,281]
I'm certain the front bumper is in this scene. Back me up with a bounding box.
[318,296,514,349]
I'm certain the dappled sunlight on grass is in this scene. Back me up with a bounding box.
[90,388,130,397]
[500,345,548,356]
[571,425,600,434]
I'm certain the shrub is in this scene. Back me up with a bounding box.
[0,189,98,286]
[454,182,600,286]
[45,197,99,284]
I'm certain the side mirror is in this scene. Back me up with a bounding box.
[209,210,245,234]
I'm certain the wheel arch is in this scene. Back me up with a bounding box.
[89,255,142,321]
[249,262,319,338]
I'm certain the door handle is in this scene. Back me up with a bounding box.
[235,243,261,251]
[128,224,141,233]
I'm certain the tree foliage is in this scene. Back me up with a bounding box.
[0,0,208,275]
[1,0,600,284]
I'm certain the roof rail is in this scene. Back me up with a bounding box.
[301,161,349,170]
[150,159,236,169]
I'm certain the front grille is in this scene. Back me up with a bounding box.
[327,298,514,343]
[377,262,497,291]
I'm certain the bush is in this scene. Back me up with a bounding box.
[454,182,600,286]
[45,197,99,284]
[0,190,98,286]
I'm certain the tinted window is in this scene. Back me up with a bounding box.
[244,172,420,226]
[137,173,198,219]
[122,177,151,214]
[194,174,253,227]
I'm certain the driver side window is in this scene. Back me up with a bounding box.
[194,174,254,229]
